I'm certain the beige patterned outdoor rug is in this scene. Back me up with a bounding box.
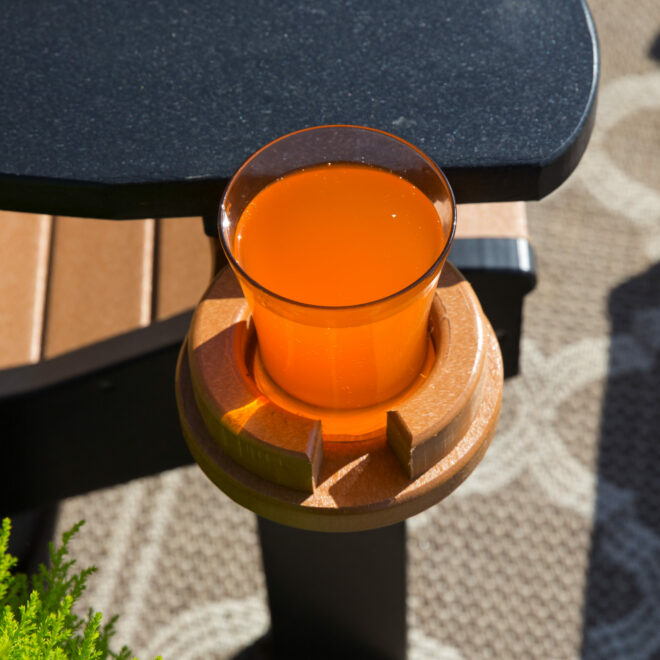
[55,1,660,658]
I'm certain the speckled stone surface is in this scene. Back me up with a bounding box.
[0,0,597,218]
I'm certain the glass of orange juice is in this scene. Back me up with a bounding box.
[220,125,455,413]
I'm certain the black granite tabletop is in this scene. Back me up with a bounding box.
[0,0,598,221]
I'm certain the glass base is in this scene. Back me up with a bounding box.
[251,331,436,442]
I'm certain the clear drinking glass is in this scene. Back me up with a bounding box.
[220,125,455,413]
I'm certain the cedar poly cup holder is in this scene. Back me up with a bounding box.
[176,262,503,532]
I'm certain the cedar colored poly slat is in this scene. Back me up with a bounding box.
[456,202,528,239]
[0,211,52,368]
[43,217,155,358]
[155,217,213,321]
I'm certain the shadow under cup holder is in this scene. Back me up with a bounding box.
[176,262,503,532]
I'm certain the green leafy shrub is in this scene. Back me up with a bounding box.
[0,518,160,660]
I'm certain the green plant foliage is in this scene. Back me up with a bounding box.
[0,518,161,660]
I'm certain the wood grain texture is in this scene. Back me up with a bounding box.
[455,202,528,239]
[0,213,214,398]
[0,211,51,368]
[43,217,154,358]
[155,216,213,320]
[177,265,503,532]
[387,265,487,478]
[188,271,322,493]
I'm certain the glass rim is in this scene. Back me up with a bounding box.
[219,124,457,312]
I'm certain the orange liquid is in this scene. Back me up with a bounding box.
[234,163,445,409]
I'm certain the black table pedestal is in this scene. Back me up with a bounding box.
[258,517,407,660]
